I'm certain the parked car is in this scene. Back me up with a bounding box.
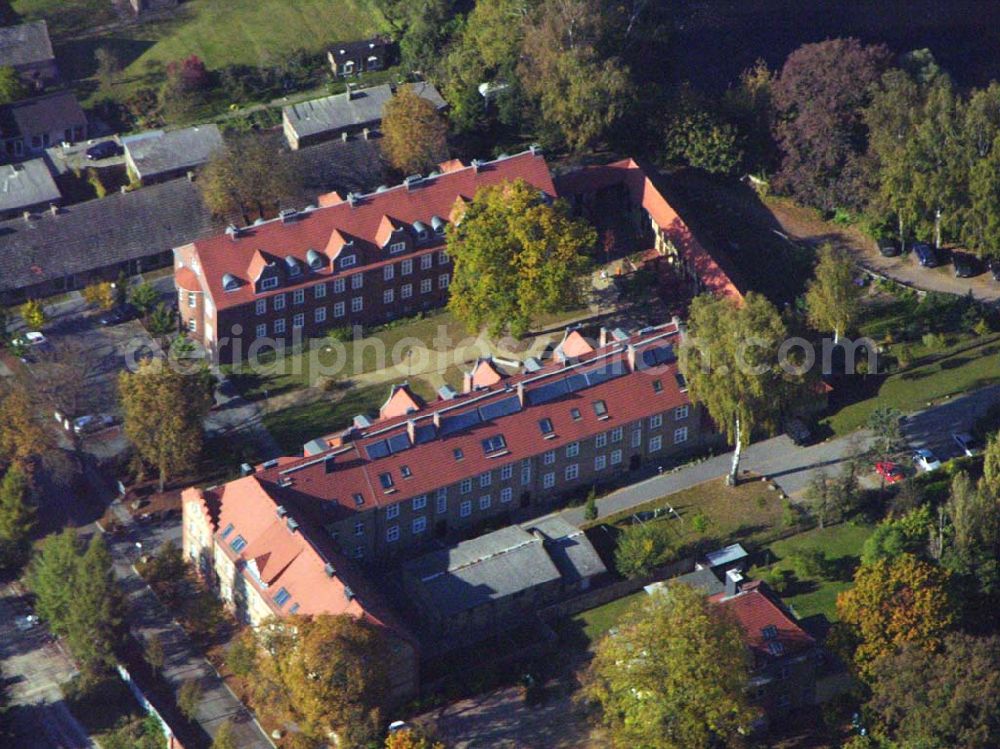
[72,413,115,435]
[99,304,138,326]
[952,251,979,278]
[85,141,120,160]
[785,417,812,446]
[875,461,905,484]
[913,243,938,267]
[878,241,901,257]
[953,432,982,457]
[11,331,51,362]
[913,448,942,472]
[989,258,1000,281]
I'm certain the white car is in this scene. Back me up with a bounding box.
[913,448,942,472]
[952,432,982,457]
[14,614,38,631]
[72,414,116,435]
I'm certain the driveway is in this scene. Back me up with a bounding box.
[0,583,94,749]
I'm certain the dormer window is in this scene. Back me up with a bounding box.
[412,221,429,243]
[340,255,357,269]
[481,434,507,455]
[431,215,446,235]
[538,417,554,436]
[353,492,365,506]
[379,472,394,490]
[260,277,279,291]
[593,400,608,418]
[285,256,301,277]
[389,241,406,254]
[306,249,325,271]
[222,273,240,292]
[762,625,778,641]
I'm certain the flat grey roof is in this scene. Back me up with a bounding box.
[123,124,224,179]
[0,20,53,67]
[0,158,60,214]
[646,566,725,598]
[523,516,607,583]
[705,543,748,568]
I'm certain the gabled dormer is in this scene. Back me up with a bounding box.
[326,229,357,269]
[449,196,470,226]
[249,250,282,293]
[376,215,409,254]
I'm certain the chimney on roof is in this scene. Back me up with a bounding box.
[276,505,288,518]
[279,208,298,224]
[626,344,638,372]
[324,562,336,577]
[406,419,416,444]
[725,569,744,597]
[673,315,686,341]
[432,410,441,429]
[344,586,355,601]
[325,454,336,473]
[22,210,31,222]
[347,192,359,207]
[341,131,348,142]
[471,158,483,172]
[187,170,195,182]
[599,327,609,348]
[286,517,300,533]
[363,127,370,140]
[120,185,128,194]
[516,381,526,407]
[529,144,543,156]
[346,82,356,99]
[48,203,58,217]
[462,370,473,394]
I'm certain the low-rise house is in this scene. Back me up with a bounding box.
[282,81,446,150]
[0,20,59,91]
[327,37,392,77]
[402,516,606,647]
[123,124,224,184]
[0,90,86,161]
[0,176,218,304]
[182,475,419,702]
[0,157,60,219]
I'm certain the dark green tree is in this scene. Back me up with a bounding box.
[65,535,124,680]
[28,528,80,635]
[0,66,27,106]
[0,464,35,572]
[128,282,159,317]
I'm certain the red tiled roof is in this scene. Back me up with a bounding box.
[379,383,423,420]
[712,580,815,664]
[188,151,556,311]
[466,358,504,391]
[199,476,415,645]
[556,159,744,301]
[255,324,689,518]
[437,158,465,174]
[558,330,595,359]
[175,266,200,292]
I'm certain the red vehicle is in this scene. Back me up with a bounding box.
[875,461,904,484]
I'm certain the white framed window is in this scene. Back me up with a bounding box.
[438,274,449,289]
[293,288,305,305]
[354,520,364,536]
[389,241,406,254]
[261,276,279,291]
[339,255,356,269]
[334,301,345,317]
[314,283,327,299]
[412,516,427,534]
[460,478,472,494]
[500,487,513,503]
[500,464,513,481]
[273,293,286,310]
[565,463,579,481]
[412,495,427,511]
[521,463,531,485]
[315,306,327,323]
[543,472,555,489]
[401,258,413,275]
[595,455,607,471]
[479,494,491,510]
[566,442,580,458]
[595,433,608,448]
[293,313,304,328]
[631,429,642,448]
[273,318,286,334]
[674,427,689,444]
[460,500,472,517]
[351,297,363,312]
[611,426,624,443]
[386,504,399,520]
[420,254,433,270]
[383,265,395,281]
[386,525,400,543]
[436,488,447,514]
[351,273,363,289]
[650,414,663,429]
[649,435,663,452]
[438,250,449,265]
[543,450,556,466]
[420,278,432,294]
[255,299,266,315]
[611,449,623,465]
[187,318,196,332]
[255,323,267,338]
[401,283,413,299]
[675,405,690,420]
[333,278,346,293]
[479,471,491,487]
[383,289,394,304]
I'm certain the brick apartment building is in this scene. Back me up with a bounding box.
[175,150,742,363]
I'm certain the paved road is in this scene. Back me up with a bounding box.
[0,583,94,749]
[562,384,1000,526]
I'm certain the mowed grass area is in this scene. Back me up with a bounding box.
[261,382,386,454]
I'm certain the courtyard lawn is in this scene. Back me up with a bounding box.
[261,383,386,454]
[565,591,646,649]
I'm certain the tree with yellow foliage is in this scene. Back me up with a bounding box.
[381,85,449,175]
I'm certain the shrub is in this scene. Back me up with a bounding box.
[225,630,257,678]
[789,548,827,579]
[921,332,945,351]
[583,486,598,521]
[177,678,202,721]
[689,512,710,534]
[614,522,674,578]
[763,567,795,594]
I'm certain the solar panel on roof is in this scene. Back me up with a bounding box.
[439,408,482,436]
[365,440,391,459]
[387,432,412,454]
[478,394,522,422]
[526,378,568,405]
[584,360,626,387]
[564,372,588,393]
[413,423,437,444]
[642,345,676,367]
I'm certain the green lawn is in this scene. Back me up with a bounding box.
[565,591,646,648]
[824,336,1000,435]
[261,383,387,454]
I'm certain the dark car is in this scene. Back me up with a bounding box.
[99,304,137,326]
[913,242,938,268]
[85,141,120,160]
[952,251,980,278]
[878,241,900,257]
[989,258,1000,281]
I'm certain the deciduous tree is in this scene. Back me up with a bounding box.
[211,720,237,749]
[836,553,956,679]
[0,382,47,467]
[20,299,46,330]
[118,358,213,492]
[867,405,903,464]
[614,522,673,578]
[199,135,299,224]
[381,85,448,174]
[0,464,34,572]
[82,281,117,311]
[679,292,797,485]
[447,179,594,337]
[805,244,860,343]
[584,583,754,749]
[128,282,159,317]
[0,65,27,105]
[385,728,445,749]
[94,46,122,90]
